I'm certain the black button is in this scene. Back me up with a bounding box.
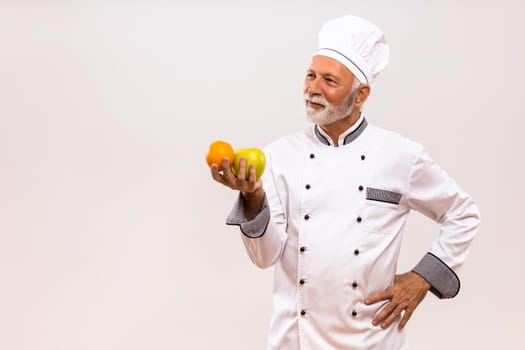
[300,310,306,316]
[310,153,315,159]
[300,247,306,252]
[352,310,357,317]
[358,185,364,191]
[357,216,362,223]
[361,155,366,160]
[305,184,311,190]
[299,279,305,285]
[354,249,360,255]
[304,214,310,220]
[352,281,358,289]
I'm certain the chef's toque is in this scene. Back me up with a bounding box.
[315,15,390,84]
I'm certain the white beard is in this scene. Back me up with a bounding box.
[305,90,357,125]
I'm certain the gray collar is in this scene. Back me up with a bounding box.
[314,118,368,146]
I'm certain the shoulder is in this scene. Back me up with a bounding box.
[264,127,312,155]
[368,123,425,156]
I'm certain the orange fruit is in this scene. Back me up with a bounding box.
[206,140,235,171]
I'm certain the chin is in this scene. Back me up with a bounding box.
[307,110,342,126]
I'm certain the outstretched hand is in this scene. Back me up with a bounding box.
[210,157,261,194]
[365,272,431,330]
[210,157,265,220]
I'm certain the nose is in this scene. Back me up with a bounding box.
[304,76,321,95]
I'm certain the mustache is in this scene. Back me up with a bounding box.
[304,94,328,107]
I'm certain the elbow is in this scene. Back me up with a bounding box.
[443,194,481,230]
[244,239,284,269]
[465,198,481,232]
[251,258,277,269]
[247,248,281,269]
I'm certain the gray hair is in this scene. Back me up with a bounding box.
[352,78,361,92]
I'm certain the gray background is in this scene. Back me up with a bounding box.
[1,0,523,349]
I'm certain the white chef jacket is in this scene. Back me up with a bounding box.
[227,117,480,350]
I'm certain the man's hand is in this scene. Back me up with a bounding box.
[365,272,431,330]
[210,157,265,220]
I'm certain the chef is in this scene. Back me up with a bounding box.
[210,14,480,350]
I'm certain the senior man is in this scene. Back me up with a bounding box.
[211,15,480,349]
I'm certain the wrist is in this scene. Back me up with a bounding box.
[242,186,264,198]
[411,271,432,290]
[241,187,265,220]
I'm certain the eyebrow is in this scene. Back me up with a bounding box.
[307,69,341,81]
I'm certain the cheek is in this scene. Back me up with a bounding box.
[304,80,314,93]
[324,92,342,106]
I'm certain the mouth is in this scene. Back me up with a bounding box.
[306,100,325,109]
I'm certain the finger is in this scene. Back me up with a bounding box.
[210,164,227,185]
[381,304,405,329]
[372,301,396,327]
[242,165,259,193]
[365,290,391,305]
[398,308,414,330]
[247,164,257,183]
[220,157,236,183]
[219,158,241,190]
[236,157,248,181]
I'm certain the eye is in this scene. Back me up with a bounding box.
[306,72,315,80]
[325,77,337,85]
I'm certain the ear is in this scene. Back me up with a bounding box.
[354,84,371,108]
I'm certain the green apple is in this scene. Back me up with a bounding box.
[232,148,266,179]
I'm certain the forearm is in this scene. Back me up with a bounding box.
[407,148,481,298]
[226,192,287,268]
[241,187,266,221]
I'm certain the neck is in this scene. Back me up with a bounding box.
[319,109,361,147]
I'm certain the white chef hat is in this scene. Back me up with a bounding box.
[315,15,390,84]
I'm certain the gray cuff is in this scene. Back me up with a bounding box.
[412,252,460,299]
[226,193,270,238]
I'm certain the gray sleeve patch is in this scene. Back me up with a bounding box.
[412,252,460,299]
[366,187,402,205]
[226,193,270,238]
[226,193,248,226]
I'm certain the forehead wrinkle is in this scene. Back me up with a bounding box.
[308,68,345,84]
[308,61,354,86]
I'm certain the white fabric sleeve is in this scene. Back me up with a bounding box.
[225,146,288,269]
[407,148,480,298]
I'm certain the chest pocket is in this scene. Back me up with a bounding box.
[362,187,405,234]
